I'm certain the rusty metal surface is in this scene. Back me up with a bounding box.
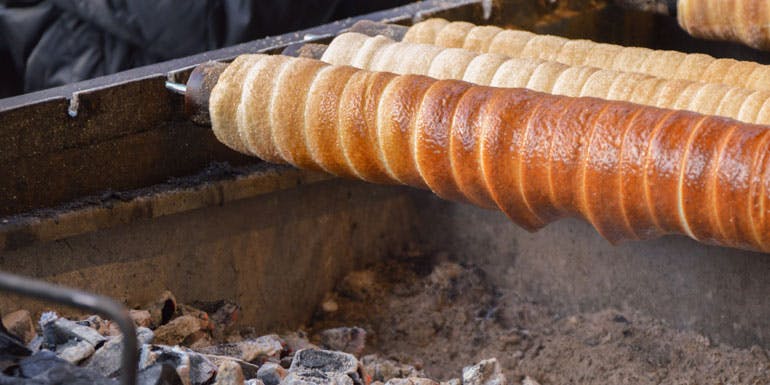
[0,0,486,218]
[0,180,418,334]
[0,164,333,252]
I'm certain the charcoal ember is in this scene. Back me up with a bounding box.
[190,300,241,335]
[17,350,115,384]
[78,315,119,337]
[282,332,317,354]
[189,351,218,385]
[289,349,360,374]
[213,360,245,385]
[319,327,366,356]
[3,310,36,344]
[40,313,106,348]
[18,351,61,378]
[131,310,153,328]
[187,332,213,351]
[138,363,185,385]
[147,291,178,327]
[79,315,105,330]
[202,355,260,379]
[104,322,123,337]
[461,359,506,385]
[257,362,287,385]
[138,327,156,345]
[385,378,439,385]
[281,371,355,385]
[175,303,202,317]
[153,315,211,346]
[237,335,284,362]
[86,339,125,378]
[284,349,365,385]
[178,305,213,327]
[141,345,217,385]
[24,362,116,385]
[86,328,154,378]
[0,322,30,373]
[200,335,284,363]
[360,355,423,382]
[56,339,95,364]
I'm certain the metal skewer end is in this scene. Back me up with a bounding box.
[165,81,187,95]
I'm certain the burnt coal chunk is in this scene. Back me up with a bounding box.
[138,363,184,385]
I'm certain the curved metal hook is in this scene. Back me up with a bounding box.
[0,271,137,385]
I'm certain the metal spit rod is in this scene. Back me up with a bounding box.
[0,271,138,385]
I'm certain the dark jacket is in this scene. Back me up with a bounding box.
[0,0,409,97]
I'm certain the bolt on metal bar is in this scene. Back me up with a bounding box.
[0,271,137,385]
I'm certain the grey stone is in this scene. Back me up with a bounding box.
[257,362,287,385]
[214,360,245,385]
[319,328,366,356]
[461,359,506,385]
[246,380,265,385]
[56,339,95,364]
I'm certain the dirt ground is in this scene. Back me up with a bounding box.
[307,253,770,385]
